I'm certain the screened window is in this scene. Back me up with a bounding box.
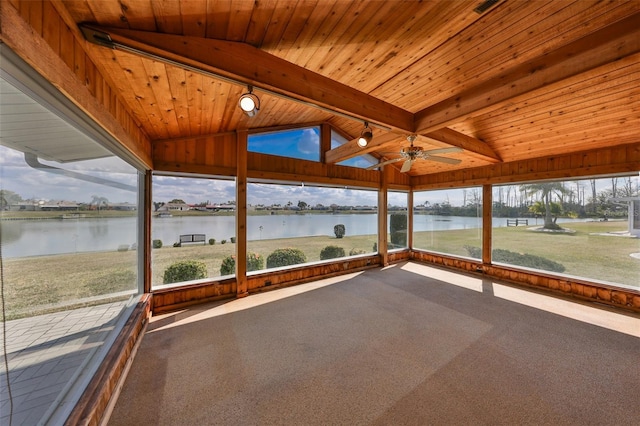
[248,127,320,161]
[413,187,482,259]
[388,191,408,250]
[151,175,236,288]
[331,129,378,168]
[247,182,377,270]
[0,65,141,425]
[492,176,640,290]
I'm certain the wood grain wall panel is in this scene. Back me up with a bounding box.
[153,133,238,174]
[26,0,43,35]
[152,279,236,314]
[373,0,533,107]
[42,1,61,55]
[256,0,298,51]
[310,1,390,81]
[204,1,231,40]
[185,71,203,136]
[179,0,206,37]
[464,55,640,132]
[164,66,191,136]
[225,1,254,42]
[243,0,277,46]
[278,1,343,65]
[412,144,640,190]
[245,256,381,293]
[143,60,181,139]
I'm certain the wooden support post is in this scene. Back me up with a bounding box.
[320,123,331,164]
[407,190,414,250]
[482,184,492,267]
[378,167,389,266]
[236,130,248,297]
[143,170,152,293]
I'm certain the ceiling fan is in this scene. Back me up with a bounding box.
[367,135,463,172]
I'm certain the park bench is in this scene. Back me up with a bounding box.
[179,234,206,245]
[506,219,528,227]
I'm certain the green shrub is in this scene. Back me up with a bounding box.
[266,248,307,268]
[163,260,207,284]
[173,242,181,247]
[209,238,216,245]
[230,237,236,243]
[464,246,566,273]
[220,252,265,275]
[373,242,377,252]
[220,256,235,275]
[247,251,264,272]
[390,213,408,247]
[153,239,163,249]
[349,248,367,256]
[320,245,346,260]
[221,239,227,244]
[334,224,346,239]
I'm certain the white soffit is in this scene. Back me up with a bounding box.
[0,76,111,163]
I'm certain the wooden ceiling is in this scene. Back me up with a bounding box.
[60,0,640,176]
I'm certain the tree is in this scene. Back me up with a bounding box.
[91,195,109,212]
[0,190,22,210]
[590,179,597,214]
[169,199,186,204]
[520,183,570,229]
[297,200,308,210]
[620,177,637,197]
[528,201,562,224]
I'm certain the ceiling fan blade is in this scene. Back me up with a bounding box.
[423,147,463,155]
[424,155,462,165]
[365,157,404,170]
[400,159,413,173]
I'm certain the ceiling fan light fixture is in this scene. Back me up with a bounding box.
[238,85,260,117]
[357,121,373,147]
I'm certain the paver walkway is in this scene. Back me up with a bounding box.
[1,301,128,425]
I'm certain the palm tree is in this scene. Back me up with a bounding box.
[520,183,570,229]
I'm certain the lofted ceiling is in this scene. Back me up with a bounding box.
[59,0,640,176]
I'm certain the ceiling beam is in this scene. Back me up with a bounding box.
[325,132,402,164]
[414,12,640,134]
[422,129,501,163]
[79,25,414,133]
[325,127,500,164]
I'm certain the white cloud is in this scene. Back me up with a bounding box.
[297,128,320,154]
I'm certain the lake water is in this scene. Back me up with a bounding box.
[1,214,578,258]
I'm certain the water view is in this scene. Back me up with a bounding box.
[2,214,587,258]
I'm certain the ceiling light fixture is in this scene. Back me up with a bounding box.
[238,85,260,117]
[357,121,373,147]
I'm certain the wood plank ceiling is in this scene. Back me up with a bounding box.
[60,0,640,176]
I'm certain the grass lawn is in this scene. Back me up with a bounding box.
[414,220,639,287]
[4,221,638,319]
[3,234,376,319]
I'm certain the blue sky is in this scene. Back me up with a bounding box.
[249,127,320,161]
